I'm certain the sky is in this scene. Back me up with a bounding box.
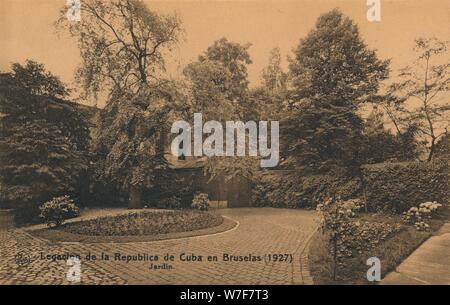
[1,0,449,107]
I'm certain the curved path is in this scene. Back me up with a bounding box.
[0,208,317,285]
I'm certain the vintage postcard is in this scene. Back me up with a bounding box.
[0,0,449,294]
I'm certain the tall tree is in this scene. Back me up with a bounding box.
[199,37,252,101]
[285,9,389,172]
[57,0,183,98]
[261,47,287,93]
[9,60,69,98]
[58,1,185,207]
[388,38,450,161]
[0,63,90,223]
[184,53,258,192]
[183,59,234,120]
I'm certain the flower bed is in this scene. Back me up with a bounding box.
[58,210,223,236]
[309,209,448,284]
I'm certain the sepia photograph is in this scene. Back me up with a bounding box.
[0,0,449,294]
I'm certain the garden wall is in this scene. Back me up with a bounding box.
[361,160,449,213]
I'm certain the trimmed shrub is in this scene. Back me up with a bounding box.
[39,196,80,227]
[251,172,362,209]
[361,161,449,213]
[191,193,210,211]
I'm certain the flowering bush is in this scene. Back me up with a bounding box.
[39,196,80,227]
[191,193,210,211]
[317,197,400,279]
[347,221,400,254]
[340,198,365,216]
[403,201,443,231]
[316,197,360,278]
[413,221,430,231]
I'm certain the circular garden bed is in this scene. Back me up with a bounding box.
[31,210,236,243]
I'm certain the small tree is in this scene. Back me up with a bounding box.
[388,38,450,161]
[191,193,211,211]
[316,197,356,280]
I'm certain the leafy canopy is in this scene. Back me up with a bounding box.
[7,60,68,98]
[199,37,252,101]
[57,0,183,98]
[285,9,390,172]
[0,62,90,222]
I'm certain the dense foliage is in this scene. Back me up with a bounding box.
[261,47,287,94]
[361,160,449,213]
[57,1,192,208]
[199,37,252,102]
[317,197,401,280]
[91,86,185,205]
[9,60,69,98]
[360,109,419,163]
[191,193,211,211]
[251,171,361,209]
[0,66,90,224]
[284,9,390,172]
[39,195,80,227]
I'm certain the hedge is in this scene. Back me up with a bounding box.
[251,171,362,209]
[361,160,449,213]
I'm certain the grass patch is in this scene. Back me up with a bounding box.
[308,210,448,284]
[31,209,231,243]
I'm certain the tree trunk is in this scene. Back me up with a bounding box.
[332,235,338,281]
[427,138,436,162]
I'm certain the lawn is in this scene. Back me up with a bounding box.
[308,209,448,285]
[31,209,234,243]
